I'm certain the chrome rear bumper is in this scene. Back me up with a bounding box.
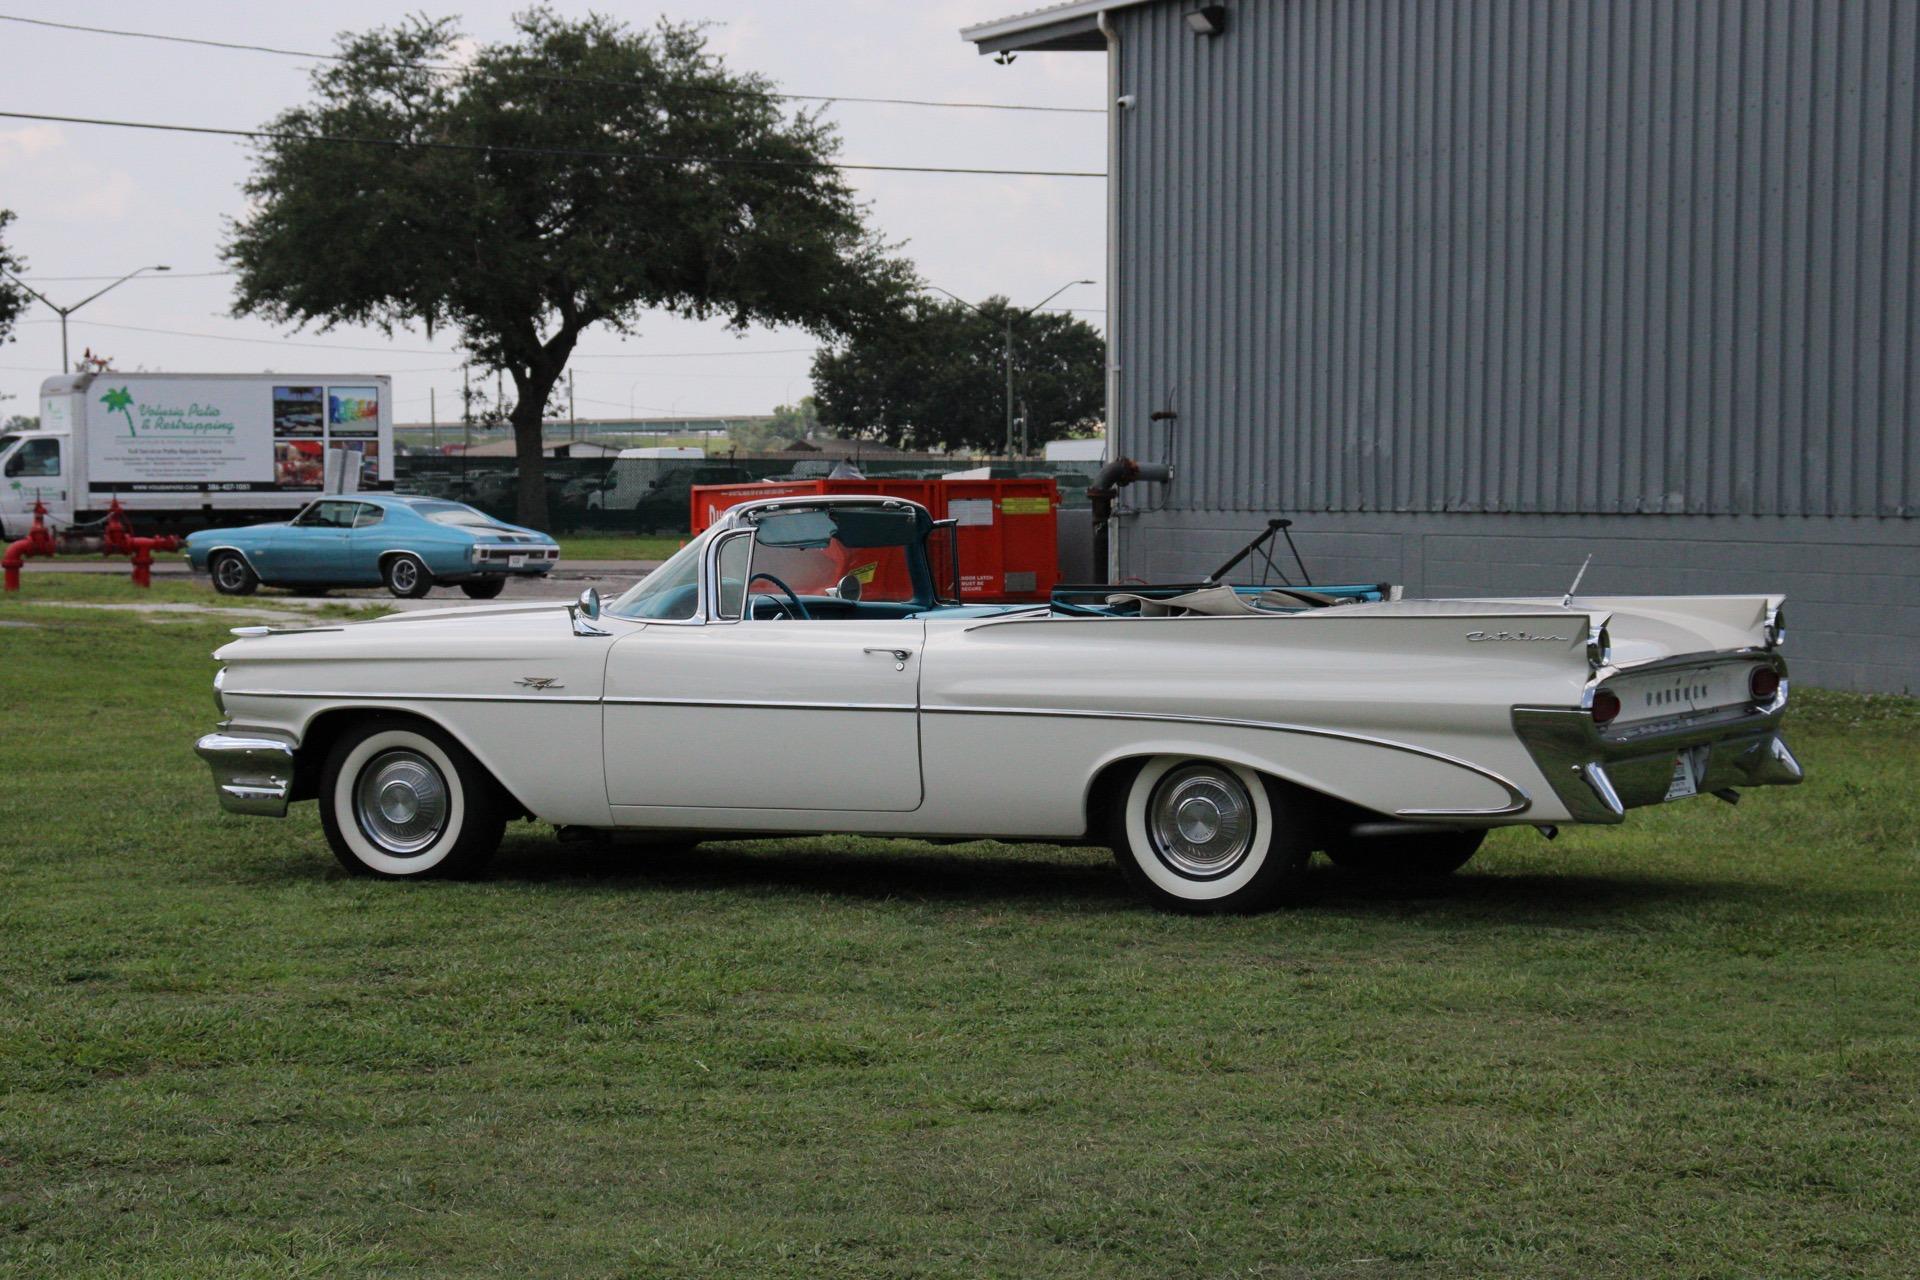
[194,733,296,817]
[1512,702,1802,824]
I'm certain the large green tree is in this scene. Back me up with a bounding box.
[0,210,27,348]
[226,9,912,528]
[811,295,1104,453]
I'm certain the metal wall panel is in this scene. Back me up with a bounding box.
[1110,0,1920,518]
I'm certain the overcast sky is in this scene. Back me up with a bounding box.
[0,0,1104,425]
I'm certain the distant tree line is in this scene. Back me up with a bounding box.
[810,296,1104,454]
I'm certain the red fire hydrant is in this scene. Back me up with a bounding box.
[99,498,180,589]
[2,499,56,591]
[2,498,180,591]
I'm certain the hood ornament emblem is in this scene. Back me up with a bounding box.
[514,676,565,690]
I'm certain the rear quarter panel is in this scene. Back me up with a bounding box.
[917,612,1593,835]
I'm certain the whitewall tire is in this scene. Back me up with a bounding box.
[1111,756,1312,914]
[318,720,505,878]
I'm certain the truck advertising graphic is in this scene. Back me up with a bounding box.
[0,372,394,538]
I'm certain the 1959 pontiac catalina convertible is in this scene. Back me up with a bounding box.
[194,495,1801,913]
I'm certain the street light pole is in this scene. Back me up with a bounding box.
[0,264,171,371]
[931,279,1093,458]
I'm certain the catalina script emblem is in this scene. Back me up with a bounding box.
[514,676,566,690]
[1466,630,1569,643]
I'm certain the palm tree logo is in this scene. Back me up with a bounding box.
[101,386,138,436]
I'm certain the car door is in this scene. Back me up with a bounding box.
[344,501,391,583]
[602,613,926,813]
[276,500,355,581]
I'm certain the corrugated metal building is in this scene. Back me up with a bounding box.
[966,0,1919,692]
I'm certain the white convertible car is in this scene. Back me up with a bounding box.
[195,495,1800,912]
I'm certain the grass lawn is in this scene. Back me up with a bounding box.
[2,585,1916,1278]
[555,533,686,562]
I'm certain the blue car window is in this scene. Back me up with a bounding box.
[352,504,385,528]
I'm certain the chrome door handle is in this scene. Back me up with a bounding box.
[863,647,914,662]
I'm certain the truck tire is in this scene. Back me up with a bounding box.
[210,552,259,596]
[383,553,433,598]
[1323,829,1486,879]
[1109,756,1312,914]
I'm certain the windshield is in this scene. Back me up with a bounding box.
[407,499,508,528]
[746,507,926,604]
[607,530,707,620]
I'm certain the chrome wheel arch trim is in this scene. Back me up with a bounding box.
[202,545,262,578]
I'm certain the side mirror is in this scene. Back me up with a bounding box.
[835,573,863,603]
[569,587,608,637]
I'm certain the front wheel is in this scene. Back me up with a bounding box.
[460,578,507,600]
[318,719,506,878]
[210,552,259,596]
[1323,828,1486,879]
[383,553,433,598]
[1109,757,1312,914]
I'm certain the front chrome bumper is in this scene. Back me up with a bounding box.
[194,733,296,817]
[1513,702,1802,824]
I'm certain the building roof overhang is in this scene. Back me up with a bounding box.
[960,0,1155,55]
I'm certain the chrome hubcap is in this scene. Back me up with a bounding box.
[354,750,448,855]
[392,561,416,590]
[1148,764,1254,878]
[216,559,244,588]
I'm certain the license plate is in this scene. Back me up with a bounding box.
[1664,750,1699,801]
[508,554,527,568]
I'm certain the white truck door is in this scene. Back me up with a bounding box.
[1,437,67,536]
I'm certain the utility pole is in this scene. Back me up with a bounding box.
[429,387,438,453]
[0,264,170,371]
[568,370,576,441]
[930,279,1092,459]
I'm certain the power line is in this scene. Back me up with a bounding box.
[0,109,1105,179]
[0,13,1103,116]
[17,315,818,361]
[13,269,234,283]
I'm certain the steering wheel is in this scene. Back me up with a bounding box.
[747,571,811,620]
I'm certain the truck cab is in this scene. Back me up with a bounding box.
[0,431,71,539]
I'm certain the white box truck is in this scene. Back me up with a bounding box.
[0,373,394,538]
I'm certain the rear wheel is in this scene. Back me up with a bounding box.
[460,578,507,600]
[383,553,433,598]
[1323,828,1486,879]
[318,719,506,878]
[210,552,258,596]
[1108,756,1312,913]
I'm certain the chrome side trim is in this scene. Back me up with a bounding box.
[194,732,296,818]
[229,625,346,638]
[922,703,1531,819]
[228,689,601,704]
[606,696,916,712]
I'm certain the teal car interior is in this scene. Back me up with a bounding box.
[184,495,559,599]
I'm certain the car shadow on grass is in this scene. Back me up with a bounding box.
[484,835,1140,908]
[468,832,1793,921]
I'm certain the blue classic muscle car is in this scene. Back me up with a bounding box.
[185,495,560,599]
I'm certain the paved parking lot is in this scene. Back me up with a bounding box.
[30,559,658,613]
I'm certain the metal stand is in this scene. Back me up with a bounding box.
[1204,518,1313,587]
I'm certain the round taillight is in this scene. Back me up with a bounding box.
[1590,689,1621,725]
[1750,667,1781,702]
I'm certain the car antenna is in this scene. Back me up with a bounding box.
[1561,553,1593,608]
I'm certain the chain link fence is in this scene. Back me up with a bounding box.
[393,450,1101,535]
